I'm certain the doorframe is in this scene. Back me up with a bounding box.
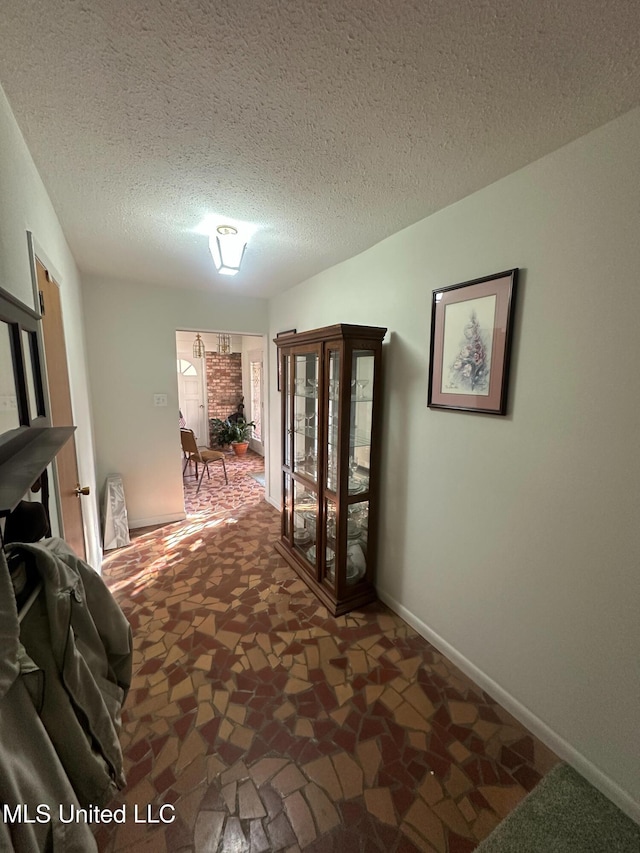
[26,232,64,540]
[26,231,87,553]
[246,346,264,456]
[173,328,270,487]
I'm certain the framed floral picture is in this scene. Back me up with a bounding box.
[428,269,518,415]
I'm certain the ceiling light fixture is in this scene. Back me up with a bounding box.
[217,333,231,354]
[209,225,246,276]
[193,333,206,359]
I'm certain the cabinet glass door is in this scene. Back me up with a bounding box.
[293,353,319,483]
[283,472,291,539]
[349,350,374,495]
[346,500,369,584]
[324,497,337,586]
[326,349,340,492]
[283,354,291,469]
[293,479,317,568]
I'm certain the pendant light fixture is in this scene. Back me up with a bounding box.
[217,333,231,354]
[209,225,247,276]
[192,333,205,359]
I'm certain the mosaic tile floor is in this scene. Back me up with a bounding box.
[98,450,559,852]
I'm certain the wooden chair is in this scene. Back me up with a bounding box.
[180,428,228,494]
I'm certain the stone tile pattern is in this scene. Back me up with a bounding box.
[96,450,559,852]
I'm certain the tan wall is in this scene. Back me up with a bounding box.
[83,275,267,528]
[0,85,101,568]
[267,107,640,820]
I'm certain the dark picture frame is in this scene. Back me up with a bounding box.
[428,269,518,415]
[275,329,296,391]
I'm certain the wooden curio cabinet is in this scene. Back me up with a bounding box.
[274,324,387,615]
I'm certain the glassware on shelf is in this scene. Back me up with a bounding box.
[348,456,365,492]
[327,450,337,491]
[346,541,366,584]
[293,527,312,547]
[307,545,335,583]
[356,379,369,399]
[347,519,360,539]
[307,379,318,398]
[306,449,317,475]
[347,502,369,542]
[349,481,368,495]
[295,377,306,395]
[295,413,304,430]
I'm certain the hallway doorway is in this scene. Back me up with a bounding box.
[176,329,266,513]
[175,330,265,452]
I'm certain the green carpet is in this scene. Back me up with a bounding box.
[475,764,640,853]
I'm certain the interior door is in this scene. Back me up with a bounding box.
[36,259,86,559]
[177,355,208,444]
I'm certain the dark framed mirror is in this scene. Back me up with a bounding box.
[0,285,47,435]
[0,319,21,432]
[0,285,73,520]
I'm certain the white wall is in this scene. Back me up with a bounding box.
[0,86,101,567]
[267,107,640,818]
[82,275,267,527]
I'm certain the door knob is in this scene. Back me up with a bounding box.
[74,484,90,497]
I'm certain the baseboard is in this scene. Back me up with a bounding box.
[266,495,279,511]
[377,589,640,825]
[128,512,186,529]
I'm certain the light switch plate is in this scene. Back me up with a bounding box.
[154,394,168,407]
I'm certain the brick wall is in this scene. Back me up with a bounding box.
[206,352,243,419]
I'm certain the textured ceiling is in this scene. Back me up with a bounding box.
[1,0,639,298]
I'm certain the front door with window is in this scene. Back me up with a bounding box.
[177,356,208,445]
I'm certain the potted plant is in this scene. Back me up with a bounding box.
[209,418,236,449]
[228,417,255,457]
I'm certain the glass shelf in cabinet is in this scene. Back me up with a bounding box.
[295,468,319,483]
[353,379,371,400]
[293,503,317,519]
[328,427,371,449]
[294,426,318,438]
[349,430,373,448]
